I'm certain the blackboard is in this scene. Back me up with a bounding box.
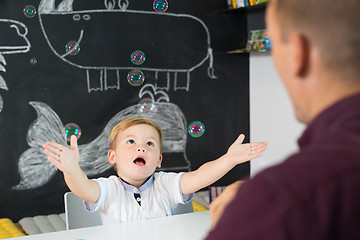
[0,0,250,221]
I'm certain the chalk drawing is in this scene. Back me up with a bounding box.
[0,54,6,112]
[13,83,190,190]
[0,19,31,112]
[38,0,216,93]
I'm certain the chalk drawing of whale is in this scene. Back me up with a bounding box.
[0,19,31,112]
[38,0,216,92]
[13,85,190,189]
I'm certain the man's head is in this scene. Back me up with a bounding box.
[270,0,360,79]
[108,117,163,186]
[266,0,360,123]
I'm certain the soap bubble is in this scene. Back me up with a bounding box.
[153,0,168,13]
[30,58,37,65]
[65,41,80,55]
[127,70,145,86]
[137,98,157,118]
[188,121,205,138]
[63,123,82,141]
[131,50,146,65]
[24,5,37,18]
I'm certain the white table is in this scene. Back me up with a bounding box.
[16,211,211,240]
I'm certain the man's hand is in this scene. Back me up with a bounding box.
[209,181,244,229]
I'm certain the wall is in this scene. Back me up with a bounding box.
[249,53,305,176]
[0,0,250,221]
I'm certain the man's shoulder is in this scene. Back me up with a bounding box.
[250,146,360,202]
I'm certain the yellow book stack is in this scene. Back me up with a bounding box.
[0,218,25,239]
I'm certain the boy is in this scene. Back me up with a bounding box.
[43,117,267,224]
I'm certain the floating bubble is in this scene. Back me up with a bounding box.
[153,0,168,13]
[130,50,145,65]
[23,5,37,18]
[137,98,157,118]
[63,123,82,141]
[127,70,145,86]
[188,121,205,138]
[65,41,80,55]
[30,58,37,65]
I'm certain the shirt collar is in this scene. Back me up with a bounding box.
[298,92,360,149]
[119,175,153,193]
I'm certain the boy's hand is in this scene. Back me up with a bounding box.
[43,135,80,174]
[225,134,267,166]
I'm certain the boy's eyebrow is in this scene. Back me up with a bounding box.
[123,134,159,142]
[146,136,160,143]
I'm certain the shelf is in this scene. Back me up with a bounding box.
[214,49,270,55]
[216,2,267,14]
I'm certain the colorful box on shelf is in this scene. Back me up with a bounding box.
[228,0,268,9]
[246,29,271,52]
[249,0,268,5]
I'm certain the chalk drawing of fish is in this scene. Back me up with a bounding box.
[13,86,190,189]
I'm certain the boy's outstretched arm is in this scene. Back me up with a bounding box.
[43,135,99,203]
[180,134,267,195]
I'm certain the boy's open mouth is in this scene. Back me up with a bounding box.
[133,157,146,166]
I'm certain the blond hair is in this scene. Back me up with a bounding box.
[108,117,163,153]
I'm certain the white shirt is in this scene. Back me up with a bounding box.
[84,171,193,224]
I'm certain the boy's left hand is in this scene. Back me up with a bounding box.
[225,134,268,165]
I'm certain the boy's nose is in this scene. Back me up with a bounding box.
[137,147,145,152]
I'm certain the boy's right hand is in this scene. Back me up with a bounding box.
[43,135,80,174]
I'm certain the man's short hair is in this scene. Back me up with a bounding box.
[272,0,360,79]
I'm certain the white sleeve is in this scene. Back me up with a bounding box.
[154,172,194,205]
[84,176,120,212]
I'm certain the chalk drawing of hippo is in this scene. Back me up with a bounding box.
[0,19,31,112]
[13,84,191,190]
[38,0,216,93]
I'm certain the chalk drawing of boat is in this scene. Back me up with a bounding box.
[38,0,216,92]
[0,19,31,112]
[0,19,31,55]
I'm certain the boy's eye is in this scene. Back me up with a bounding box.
[147,141,154,147]
[127,139,135,144]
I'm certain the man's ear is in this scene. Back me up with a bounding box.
[108,150,116,164]
[157,155,163,168]
[290,33,310,77]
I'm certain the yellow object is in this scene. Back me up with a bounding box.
[231,0,237,8]
[0,218,25,239]
[249,0,257,5]
[192,201,208,212]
